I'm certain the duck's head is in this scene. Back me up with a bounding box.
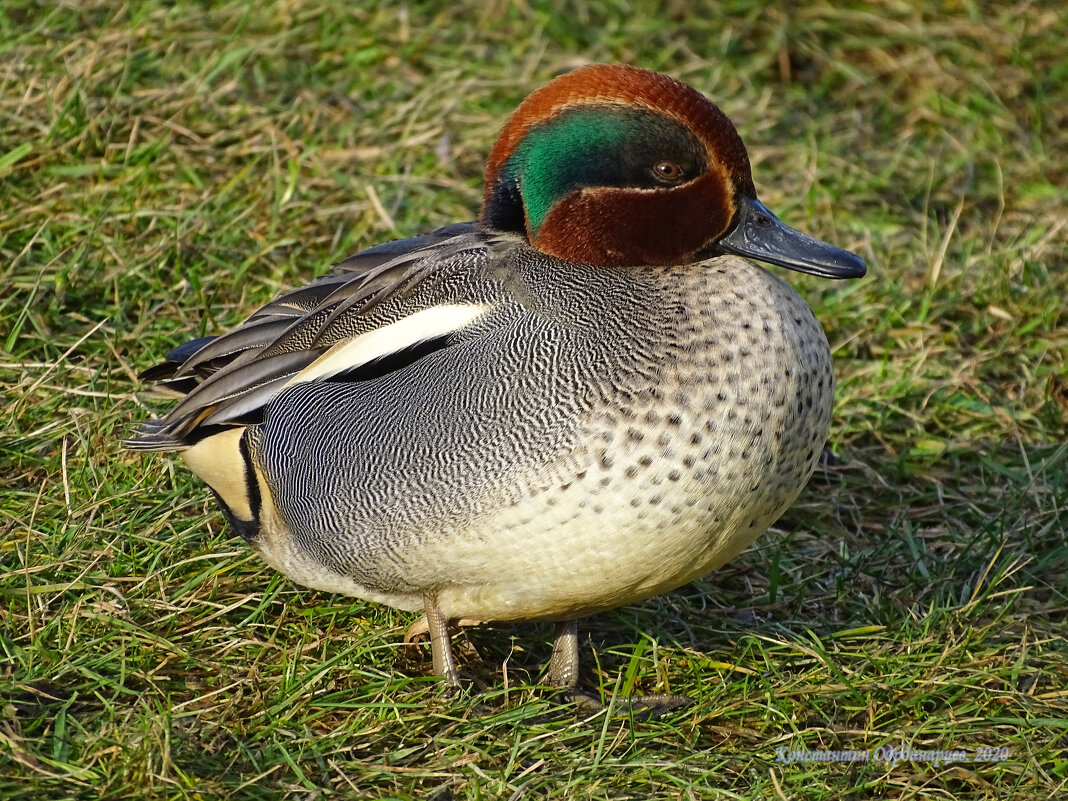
[480,64,865,279]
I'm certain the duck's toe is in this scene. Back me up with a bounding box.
[624,692,693,719]
[556,689,692,719]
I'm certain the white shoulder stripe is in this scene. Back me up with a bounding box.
[283,303,490,387]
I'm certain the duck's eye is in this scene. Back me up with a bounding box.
[653,160,683,182]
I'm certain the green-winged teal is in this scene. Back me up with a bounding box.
[129,64,865,690]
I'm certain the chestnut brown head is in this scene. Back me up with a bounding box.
[480,65,865,278]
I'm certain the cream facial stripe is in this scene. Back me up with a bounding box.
[283,304,491,387]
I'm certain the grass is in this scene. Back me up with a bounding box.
[1,0,1065,798]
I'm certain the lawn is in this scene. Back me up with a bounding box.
[2,1,1066,799]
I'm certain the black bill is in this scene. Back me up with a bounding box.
[715,195,866,279]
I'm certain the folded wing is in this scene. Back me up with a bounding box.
[128,223,506,451]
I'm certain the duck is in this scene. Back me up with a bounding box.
[128,64,865,694]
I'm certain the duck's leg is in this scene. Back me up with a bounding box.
[548,619,691,717]
[423,593,461,686]
[547,619,580,688]
[547,620,603,714]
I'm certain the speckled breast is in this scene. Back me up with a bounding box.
[427,254,834,621]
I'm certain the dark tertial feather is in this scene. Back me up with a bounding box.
[172,318,301,378]
[137,336,218,382]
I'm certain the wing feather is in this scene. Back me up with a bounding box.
[128,223,514,451]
